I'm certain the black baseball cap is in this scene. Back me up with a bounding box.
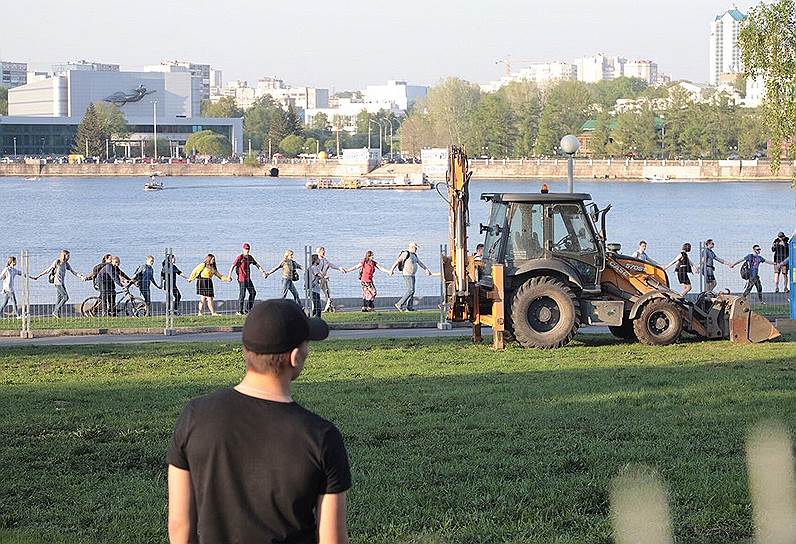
[242,300,329,354]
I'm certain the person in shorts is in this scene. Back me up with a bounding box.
[167,299,350,544]
[699,239,732,293]
[665,243,697,296]
[771,232,790,293]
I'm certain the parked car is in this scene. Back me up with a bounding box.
[727,153,740,160]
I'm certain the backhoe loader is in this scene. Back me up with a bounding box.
[440,145,780,349]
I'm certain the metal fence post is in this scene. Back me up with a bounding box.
[164,247,175,335]
[20,249,31,339]
[790,238,795,321]
[304,245,312,316]
[438,244,452,330]
[699,241,705,294]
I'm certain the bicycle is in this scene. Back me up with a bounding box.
[80,285,149,318]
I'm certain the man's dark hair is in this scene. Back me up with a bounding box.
[245,349,292,374]
[639,240,647,245]
[706,239,713,245]
[476,243,484,250]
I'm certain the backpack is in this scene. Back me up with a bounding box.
[740,260,750,280]
[396,251,411,272]
[48,261,58,284]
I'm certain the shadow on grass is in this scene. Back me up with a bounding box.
[1,339,794,543]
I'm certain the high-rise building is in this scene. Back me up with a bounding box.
[624,60,659,85]
[52,60,120,74]
[574,54,626,83]
[0,61,28,88]
[709,7,746,86]
[145,61,213,101]
[364,80,428,112]
[210,69,223,95]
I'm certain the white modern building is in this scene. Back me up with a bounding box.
[574,54,626,83]
[3,69,242,155]
[145,61,213,101]
[745,76,766,108]
[709,7,746,86]
[624,60,659,85]
[364,80,428,112]
[481,61,577,92]
[0,61,28,89]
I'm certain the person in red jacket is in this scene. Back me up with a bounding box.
[342,250,391,312]
[228,243,266,315]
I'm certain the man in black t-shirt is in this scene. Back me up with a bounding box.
[167,299,351,544]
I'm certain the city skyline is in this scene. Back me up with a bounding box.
[2,0,758,90]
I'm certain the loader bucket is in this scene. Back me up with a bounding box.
[727,297,781,344]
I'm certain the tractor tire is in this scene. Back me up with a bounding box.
[510,277,580,349]
[609,319,637,341]
[633,299,683,346]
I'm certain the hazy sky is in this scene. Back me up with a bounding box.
[2,0,757,90]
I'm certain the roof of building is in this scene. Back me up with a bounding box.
[716,8,746,21]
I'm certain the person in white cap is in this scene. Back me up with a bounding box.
[389,241,431,311]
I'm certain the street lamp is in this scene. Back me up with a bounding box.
[13,137,17,157]
[560,134,580,193]
[369,119,385,159]
[384,117,397,158]
[153,100,158,161]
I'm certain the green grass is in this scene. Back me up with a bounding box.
[1,335,795,543]
[0,309,440,331]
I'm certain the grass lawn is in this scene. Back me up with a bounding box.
[1,335,795,543]
[0,309,441,331]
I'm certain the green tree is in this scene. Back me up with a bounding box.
[303,137,319,155]
[244,96,279,152]
[498,81,543,156]
[311,112,330,132]
[201,96,243,118]
[143,138,171,158]
[534,81,593,155]
[589,112,612,158]
[355,110,370,135]
[0,87,7,116]
[425,77,481,145]
[472,93,516,157]
[94,102,130,140]
[590,77,648,111]
[185,130,232,157]
[739,0,796,174]
[738,108,768,158]
[72,103,106,157]
[279,134,304,157]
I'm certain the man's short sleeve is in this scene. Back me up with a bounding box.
[319,425,351,494]
[166,402,194,470]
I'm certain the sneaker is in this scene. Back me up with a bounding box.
[394,303,402,311]
[235,312,245,316]
[775,287,780,293]
[361,307,368,312]
[51,313,59,319]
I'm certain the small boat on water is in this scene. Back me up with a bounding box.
[306,174,433,191]
[24,177,39,182]
[644,174,672,183]
[144,174,164,191]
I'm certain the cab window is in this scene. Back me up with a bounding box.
[482,202,508,262]
[506,203,544,262]
[550,204,596,255]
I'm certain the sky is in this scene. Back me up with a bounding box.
[1,0,757,91]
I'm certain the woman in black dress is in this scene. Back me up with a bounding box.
[665,243,697,296]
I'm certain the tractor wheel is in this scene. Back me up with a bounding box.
[633,299,683,346]
[609,319,637,341]
[510,277,580,349]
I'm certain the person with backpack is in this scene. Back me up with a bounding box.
[732,244,774,304]
[188,254,231,316]
[0,256,25,319]
[771,232,790,294]
[664,243,698,296]
[84,254,113,289]
[132,256,162,313]
[389,242,432,312]
[228,243,266,316]
[342,250,391,312]
[32,250,84,318]
[265,250,302,304]
[161,254,187,315]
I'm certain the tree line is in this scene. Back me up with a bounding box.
[399,77,768,160]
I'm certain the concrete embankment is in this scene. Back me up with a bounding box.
[0,159,793,180]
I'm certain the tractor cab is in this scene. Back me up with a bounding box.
[477,192,605,292]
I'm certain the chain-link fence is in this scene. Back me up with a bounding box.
[1,243,450,337]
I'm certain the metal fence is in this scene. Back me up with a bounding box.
[2,238,791,338]
[4,244,449,337]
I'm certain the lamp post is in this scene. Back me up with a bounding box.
[559,134,581,193]
[153,100,158,161]
[385,117,397,158]
[13,137,17,157]
[369,119,384,159]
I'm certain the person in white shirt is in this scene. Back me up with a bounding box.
[632,241,649,262]
[0,256,24,319]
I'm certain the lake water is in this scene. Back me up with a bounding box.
[4,176,794,301]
